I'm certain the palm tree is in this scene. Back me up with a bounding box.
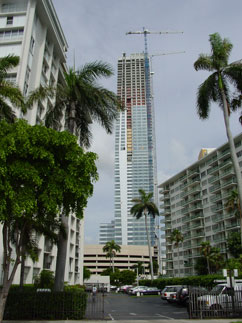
[103,240,121,273]
[130,189,159,281]
[45,61,120,291]
[194,32,242,237]
[45,61,120,148]
[170,229,184,277]
[226,189,242,247]
[200,241,215,274]
[0,55,24,121]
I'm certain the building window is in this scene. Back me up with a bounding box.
[30,36,35,54]
[6,16,13,25]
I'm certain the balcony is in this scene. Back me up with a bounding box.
[209,183,221,194]
[187,169,199,178]
[190,221,203,229]
[182,215,190,223]
[220,168,234,180]
[211,204,224,213]
[208,165,220,175]
[192,231,205,238]
[210,194,222,203]
[190,212,203,220]
[221,177,237,189]
[219,159,232,170]
[208,175,220,184]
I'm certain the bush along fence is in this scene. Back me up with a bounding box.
[139,274,228,289]
[4,290,87,320]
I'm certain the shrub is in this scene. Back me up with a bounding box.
[4,290,87,320]
[34,269,54,289]
[139,274,225,289]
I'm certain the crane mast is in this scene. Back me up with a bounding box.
[126,27,184,276]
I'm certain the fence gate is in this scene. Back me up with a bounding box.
[84,283,106,320]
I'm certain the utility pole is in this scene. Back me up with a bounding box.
[126,27,184,276]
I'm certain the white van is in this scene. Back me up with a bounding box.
[197,283,242,312]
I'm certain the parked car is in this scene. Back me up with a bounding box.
[197,283,242,314]
[174,286,208,306]
[160,285,183,303]
[119,285,133,293]
[128,286,148,295]
[143,287,161,295]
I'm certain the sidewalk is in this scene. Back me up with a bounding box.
[3,319,242,323]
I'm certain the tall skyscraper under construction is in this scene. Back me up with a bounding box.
[113,52,158,246]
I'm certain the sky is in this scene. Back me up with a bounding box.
[52,0,242,244]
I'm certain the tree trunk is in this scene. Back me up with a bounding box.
[144,212,154,281]
[19,256,25,290]
[207,256,210,274]
[112,253,114,273]
[0,224,21,323]
[220,86,242,245]
[54,214,68,291]
[178,245,180,278]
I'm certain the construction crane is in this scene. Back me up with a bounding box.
[126,28,184,276]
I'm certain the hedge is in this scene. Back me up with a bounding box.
[139,274,226,289]
[4,289,87,320]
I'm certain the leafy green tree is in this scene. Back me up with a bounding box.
[100,268,120,285]
[83,267,91,281]
[45,61,120,291]
[132,261,145,275]
[34,270,55,289]
[103,240,121,273]
[119,270,136,285]
[170,229,184,277]
[226,189,242,247]
[194,33,242,238]
[195,257,210,275]
[0,120,98,321]
[130,189,159,281]
[227,231,242,257]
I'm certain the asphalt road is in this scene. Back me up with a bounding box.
[104,293,189,320]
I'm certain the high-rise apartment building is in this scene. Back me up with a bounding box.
[0,0,84,285]
[111,52,157,246]
[159,134,242,277]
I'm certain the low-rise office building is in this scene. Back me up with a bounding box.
[159,134,242,277]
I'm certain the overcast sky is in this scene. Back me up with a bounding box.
[52,0,242,244]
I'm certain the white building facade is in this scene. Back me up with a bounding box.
[159,134,242,277]
[0,0,84,285]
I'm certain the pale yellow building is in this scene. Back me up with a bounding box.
[84,244,155,275]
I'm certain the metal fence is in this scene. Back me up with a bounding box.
[188,286,242,319]
[84,283,106,320]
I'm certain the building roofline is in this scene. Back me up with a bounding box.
[158,132,242,187]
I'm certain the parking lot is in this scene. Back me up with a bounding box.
[104,292,189,320]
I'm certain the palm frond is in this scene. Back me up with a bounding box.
[194,54,214,71]
[26,85,55,109]
[209,33,233,67]
[77,61,113,83]
[223,63,242,93]
[0,99,16,122]
[0,55,19,80]
[0,81,23,108]
[196,72,218,119]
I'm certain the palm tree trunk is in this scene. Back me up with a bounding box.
[19,255,25,290]
[112,253,114,273]
[54,214,68,291]
[144,212,154,281]
[220,86,242,244]
[207,256,210,274]
[177,245,180,278]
